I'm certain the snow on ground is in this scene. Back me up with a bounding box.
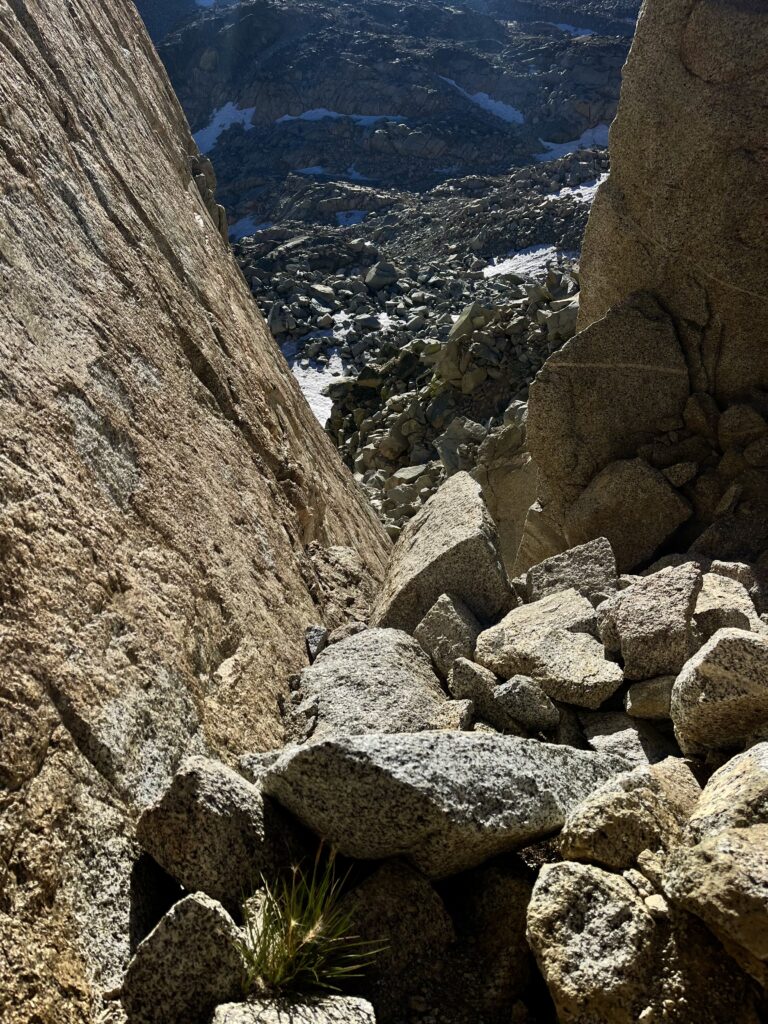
[439,77,525,125]
[550,22,596,36]
[336,211,368,227]
[194,102,256,153]
[281,339,346,427]
[346,164,374,182]
[228,215,273,240]
[551,172,608,204]
[378,312,395,332]
[296,166,329,176]
[276,109,404,126]
[535,124,610,162]
[483,244,576,280]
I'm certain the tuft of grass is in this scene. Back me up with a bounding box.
[239,847,384,997]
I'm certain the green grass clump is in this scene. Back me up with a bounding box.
[239,848,383,997]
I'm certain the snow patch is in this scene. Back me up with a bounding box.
[336,211,368,227]
[483,244,574,280]
[550,172,608,204]
[228,215,273,240]
[346,164,374,181]
[296,165,329,176]
[550,22,596,36]
[281,340,345,427]
[439,77,524,125]
[534,124,610,162]
[194,102,256,154]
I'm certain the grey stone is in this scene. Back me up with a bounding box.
[598,564,702,680]
[365,261,399,291]
[526,538,618,607]
[624,676,675,720]
[414,593,481,677]
[560,757,700,870]
[136,757,282,912]
[284,628,462,742]
[671,627,768,756]
[122,894,244,1024]
[211,997,376,1024]
[371,472,514,633]
[687,743,768,841]
[448,659,558,733]
[305,624,329,663]
[580,712,679,768]
[263,732,626,878]
[694,573,760,641]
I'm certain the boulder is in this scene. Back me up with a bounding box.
[564,459,692,572]
[371,472,514,633]
[598,564,702,680]
[122,894,244,1024]
[694,572,761,640]
[624,676,675,720]
[211,997,376,1024]
[448,659,559,734]
[525,537,618,606]
[671,628,768,755]
[284,628,465,741]
[476,589,623,709]
[263,732,626,878]
[686,743,768,841]
[580,712,679,768]
[665,825,768,988]
[414,594,481,677]
[560,757,700,870]
[136,757,287,912]
[365,261,399,291]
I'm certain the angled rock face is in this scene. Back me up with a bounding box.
[0,2,388,1020]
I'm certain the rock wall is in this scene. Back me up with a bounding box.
[0,1,388,1020]
[519,0,768,572]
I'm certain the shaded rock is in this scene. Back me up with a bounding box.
[687,743,768,841]
[694,572,760,640]
[305,625,329,663]
[122,894,243,1024]
[625,676,675,720]
[526,537,618,606]
[560,757,700,870]
[564,459,692,572]
[136,757,290,913]
[371,472,514,633]
[342,861,454,1023]
[284,627,460,742]
[665,825,768,989]
[448,659,559,733]
[211,997,376,1023]
[671,628,768,756]
[598,563,702,680]
[476,589,623,709]
[414,593,481,678]
[263,732,626,878]
[580,712,679,768]
[365,261,399,291]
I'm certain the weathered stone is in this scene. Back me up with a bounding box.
[371,472,514,632]
[284,627,461,742]
[305,625,329,663]
[211,997,376,1024]
[122,894,244,1024]
[580,712,679,768]
[263,732,626,878]
[671,628,768,756]
[365,261,399,291]
[624,676,675,720]
[694,572,760,640]
[598,564,702,680]
[525,537,618,606]
[687,743,768,841]
[474,427,537,576]
[136,757,286,912]
[341,861,454,1022]
[560,757,700,869]
[448,659,558,733]
[476,589,623,709]
[665,825,768,989]
[718,405,767,451]
[564,459,692,572]
[414,593,481,677]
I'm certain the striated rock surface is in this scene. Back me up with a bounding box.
[0,2,388,1021]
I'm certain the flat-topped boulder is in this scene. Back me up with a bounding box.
[371,472,514,633]
[263,731,626,878]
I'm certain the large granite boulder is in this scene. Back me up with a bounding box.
[0,0,389,1017]
[263,732,626,878]
[371,472,514,633]
[687,742,768,841]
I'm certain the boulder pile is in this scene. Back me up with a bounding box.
[123,474,768,1023]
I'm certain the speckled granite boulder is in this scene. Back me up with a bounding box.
[211,997,376,1024]
[136,757,294,912]
[580,712,679,768]
[263,732,626,878]
[414,594,481,677]
[598,564,702,681]
[686,743,768,841]
[371,472,514,633]
[284,627,468,742]
[671,628,768,755]
[448,659,558,733]
[624,676,675,720]
[526,537,618,606]
[122,894,244,1024]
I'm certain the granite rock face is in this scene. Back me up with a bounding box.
[0,1,388,1019]
[263,731,626,878]
[211,998,376,1024]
